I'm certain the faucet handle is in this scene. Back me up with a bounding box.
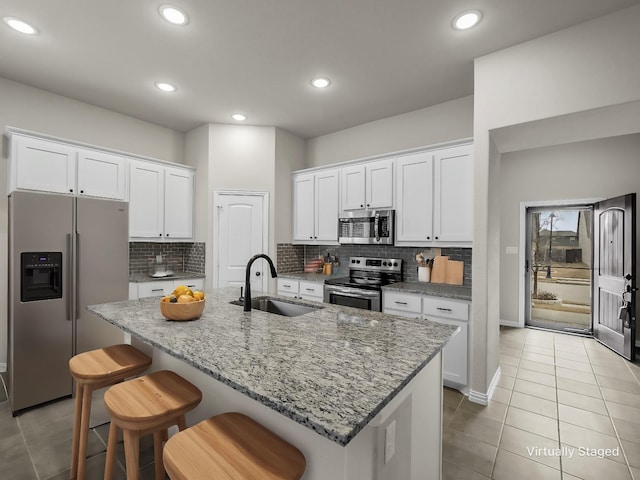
[239,286,244,302]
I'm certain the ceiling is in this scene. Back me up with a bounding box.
[1,0,638,139]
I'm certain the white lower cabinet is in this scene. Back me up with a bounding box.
[298,281,324,302]
[383,291,469,389]
[277,279,299,298]
[277,278,324,302]
[130,278,204,299]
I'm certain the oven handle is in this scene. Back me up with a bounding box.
[325,285,380,298]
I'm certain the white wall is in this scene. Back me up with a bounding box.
[275,128,306,244]
[499,134,640,323]
[306,96,473,167]
[0,76,185,369]
[472,4,640,398]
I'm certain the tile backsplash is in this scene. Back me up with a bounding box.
[129,242,205,276]
[277,243,472,286]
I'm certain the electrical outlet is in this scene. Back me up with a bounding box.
[385,420,396,464]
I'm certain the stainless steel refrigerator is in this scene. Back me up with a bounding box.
[8,191,129,414]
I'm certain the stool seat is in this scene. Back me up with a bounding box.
[70,344,152,385]
[163,412,306,480]
[104,370,202,480]
[69,344,151,480]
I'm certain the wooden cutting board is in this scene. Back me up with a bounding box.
[430,256,448,283]
[445,260,464,285]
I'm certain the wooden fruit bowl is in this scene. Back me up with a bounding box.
[160,299,205,321]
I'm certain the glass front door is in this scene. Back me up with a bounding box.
[525,207,593,334]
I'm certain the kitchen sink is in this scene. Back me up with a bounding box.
[229,296,323,317]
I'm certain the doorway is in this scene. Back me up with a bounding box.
[212,191,269,292]
[525,205,593,334]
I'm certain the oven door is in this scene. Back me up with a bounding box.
[323,284,381,311]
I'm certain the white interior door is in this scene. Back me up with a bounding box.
[215,192,268,293]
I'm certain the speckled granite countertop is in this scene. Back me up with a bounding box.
[278,272,334,282]
[129,271,206,283]
[382,282,472,301]
[88,287,457,446]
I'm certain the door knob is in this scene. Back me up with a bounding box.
[255,271,261,276]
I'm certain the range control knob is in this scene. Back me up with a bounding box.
[356,259,361,264]
[383,262,387,266]
[394,262,398,267]
[351,259,356,264]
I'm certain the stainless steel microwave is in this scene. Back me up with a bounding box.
[338,210,394,245]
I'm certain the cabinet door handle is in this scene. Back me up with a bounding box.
[151,288,164,292]
[305,288,314,291]
[283,284,291,288]
[435,236,439,240]
[395,301,408,305]
[437,307,452,312]
[426,236,431,240]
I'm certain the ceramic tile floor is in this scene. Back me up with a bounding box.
[2,327,640,479]
[0,381,158,480]
[443,327,640,480]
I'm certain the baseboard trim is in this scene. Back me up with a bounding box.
[468,366,501,406]
[500,319,520,328]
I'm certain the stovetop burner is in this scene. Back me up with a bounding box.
[324,256,403,290]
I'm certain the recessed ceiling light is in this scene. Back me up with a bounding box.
[155,82,177,92]
[231,113,247,121]
[452,10,482,30]
[3,16,38,35]
[159,4,189,26]
[310,77,331,89]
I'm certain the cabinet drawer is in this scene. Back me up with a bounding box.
[175,278,204,291]
[299,281,323,299]
[277,279,300,295]
[422,296,468,321]
[383,291,422,314]
[137,281,173,298]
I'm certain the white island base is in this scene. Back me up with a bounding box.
[136,340,443,480]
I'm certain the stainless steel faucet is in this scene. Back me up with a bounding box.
[244,254,278,312]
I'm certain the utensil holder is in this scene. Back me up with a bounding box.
[418,266,431,282]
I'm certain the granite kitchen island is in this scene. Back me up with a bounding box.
[89,287,458,480]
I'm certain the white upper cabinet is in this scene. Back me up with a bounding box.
[9,135,126,200]
[12,135,77,195]
[164,166,194,239]
[77,149,127,200]
[341,159,393,210]
[293,173,315,241]
[395,152,434,243]
[129,160,164,239]
[293,169,339,244]
[366,159,394,209]
[395,143,473,246]
[433,145,473,242]
[129,160,194,241]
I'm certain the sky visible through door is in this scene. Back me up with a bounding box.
[527,207,592,334]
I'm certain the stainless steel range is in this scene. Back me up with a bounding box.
[323,256,403,311]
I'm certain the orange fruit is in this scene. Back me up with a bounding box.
[177,294,195,303]
[161,295,171,303]
[173,285,193,297]
[193,291,205,301]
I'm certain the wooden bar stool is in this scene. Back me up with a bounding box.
[103,370,202,480]
[163,412,307,480]
[69,344,152,480]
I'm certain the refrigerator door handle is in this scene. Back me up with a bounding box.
[66,233,73,322]
[75,232,80,319]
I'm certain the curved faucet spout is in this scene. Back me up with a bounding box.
[244,254,278,312]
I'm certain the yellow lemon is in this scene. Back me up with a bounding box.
[177,294,195,303]
[173,285,193,297]
[193,291,205,301]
